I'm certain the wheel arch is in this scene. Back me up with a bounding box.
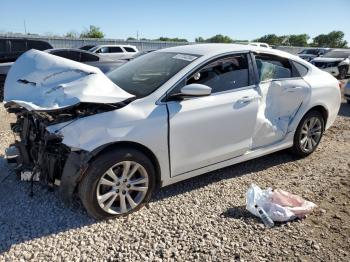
[88,141,162,188]
[305,105,328,128]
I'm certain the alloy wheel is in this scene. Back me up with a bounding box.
[299,117,322,153]
[96,161,149,215]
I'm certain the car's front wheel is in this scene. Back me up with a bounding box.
[79,148,156,220]
[292,111,324,157]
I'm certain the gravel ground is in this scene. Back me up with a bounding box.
[0,95,349,261]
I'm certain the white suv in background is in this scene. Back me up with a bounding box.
[248,42,271,48]
[89,45,139,60]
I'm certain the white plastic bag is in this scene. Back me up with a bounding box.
[246,184,317,222]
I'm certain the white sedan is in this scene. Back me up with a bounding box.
[4,44,341,219]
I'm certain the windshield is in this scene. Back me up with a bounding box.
[107,52,199,97]
[323,50,350,58]
[89,46,100,52]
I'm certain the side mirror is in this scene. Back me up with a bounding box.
[168,84,211,101]
[181,84,212,96]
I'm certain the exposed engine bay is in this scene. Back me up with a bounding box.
[5,101,129,196]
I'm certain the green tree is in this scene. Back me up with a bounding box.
[288,34,310,47]
[195,36,205,43]
[253,34,284,46]
[206,34,233,43]
[156,37,188,42]
[80,25,104,39]
[194,34,233,43]
[126,37,136,40]
[312,31,348,48]
[65,30,79,38]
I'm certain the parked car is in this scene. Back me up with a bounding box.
[344,80,350,104]
[297,48,331,62]
[311,49,350,79]
[89,45,139,60]
[46,49,127,73]
[4,44,340,219]
[0,38,52,63]
[79,45,96,51]
[248,42,271,48]
[0,48,127,101]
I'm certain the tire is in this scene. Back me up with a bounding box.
[79,148,156,220]
[347,100,350,104]
[292,111,325,158]
[338,66,348,80]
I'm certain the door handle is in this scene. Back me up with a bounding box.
[238,96,254,104]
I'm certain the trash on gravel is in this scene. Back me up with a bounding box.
[254,204,275,228]
[246,184,317,224]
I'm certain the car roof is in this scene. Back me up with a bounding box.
[157,43,293,59]
[44,48,118,61]
[93,44,137,48]
[45,48,95,53]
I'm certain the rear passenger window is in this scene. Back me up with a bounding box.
[255,54,292,81]
[123,47,136,52]
[292,61,308,77]
[98,47,109,53]
[11,40,26,52]
[109,47,123,53]
[187,54,250,93]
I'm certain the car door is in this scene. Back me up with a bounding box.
[251,53,310,148]
[167,53,260,176]
[108,46,125,60]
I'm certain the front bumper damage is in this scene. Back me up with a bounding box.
[4,106,93,203]
[4,101,132,204]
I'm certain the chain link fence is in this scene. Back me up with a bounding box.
[0,34,191,51]
[0,34,313,54]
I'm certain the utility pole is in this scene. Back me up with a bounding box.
[137,30,139,40]
[23,19,27,34]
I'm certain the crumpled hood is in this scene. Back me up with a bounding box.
[312,57,344,63]
[4,49,134,111]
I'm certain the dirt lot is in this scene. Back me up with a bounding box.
[0,94,349,261]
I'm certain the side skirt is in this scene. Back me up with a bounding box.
[161,136,294,187]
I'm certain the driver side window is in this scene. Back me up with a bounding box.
[186,54,250,93]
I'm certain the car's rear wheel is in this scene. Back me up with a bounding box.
[79,148,156,220]
[292,111,324,157]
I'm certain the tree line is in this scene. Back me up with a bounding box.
[24,25,349,48]
[195,31,348,48]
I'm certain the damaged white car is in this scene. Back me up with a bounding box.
[4,45,341,219]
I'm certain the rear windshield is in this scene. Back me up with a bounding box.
[107,52,199,97]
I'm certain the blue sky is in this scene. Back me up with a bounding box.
[1,0,349,42]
